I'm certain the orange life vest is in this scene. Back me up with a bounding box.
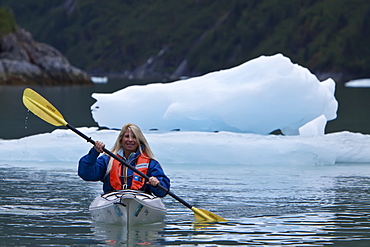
[110,153,150,190]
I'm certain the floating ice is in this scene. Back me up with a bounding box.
[91,54,338,136]
[1,128,370,166]
[345,78,370,88]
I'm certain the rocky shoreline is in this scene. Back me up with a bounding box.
[0,27,91,85]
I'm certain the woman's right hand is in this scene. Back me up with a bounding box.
[94,141,105,153]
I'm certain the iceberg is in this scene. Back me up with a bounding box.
[91,54,338,136]
[345,78,370,88]
[4,54,367,167]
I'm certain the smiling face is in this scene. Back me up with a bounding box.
[121,128,139,157]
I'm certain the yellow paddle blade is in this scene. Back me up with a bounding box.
[192,207,227,222]
[22,88,68,127]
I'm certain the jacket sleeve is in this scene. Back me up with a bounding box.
[78,147,109,181]
[148,160,171,197]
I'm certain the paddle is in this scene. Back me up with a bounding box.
[22,88,226,223]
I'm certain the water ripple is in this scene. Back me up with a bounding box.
[1,163,370,246]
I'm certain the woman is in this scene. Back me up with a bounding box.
[78,123,170,197]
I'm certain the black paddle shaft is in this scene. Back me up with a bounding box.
[67,124,194,209]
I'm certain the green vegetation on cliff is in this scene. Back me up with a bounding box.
[0,7,16,36]
[0,0,369,81]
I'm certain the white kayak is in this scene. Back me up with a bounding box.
[89,190,166,226]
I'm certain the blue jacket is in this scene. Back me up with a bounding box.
[78,148,170,197]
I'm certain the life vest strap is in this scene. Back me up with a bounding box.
[110,154,150,190]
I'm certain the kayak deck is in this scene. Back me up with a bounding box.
[89,190,166,226]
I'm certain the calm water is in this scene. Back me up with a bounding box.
[0,79,151,140]
[1,79,370,246]
[1,162,370,246]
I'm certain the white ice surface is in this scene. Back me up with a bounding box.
[2,128,370,166]
[91,54,338,136]
[345,78,370,88]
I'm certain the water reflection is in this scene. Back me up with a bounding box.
[1,162,370,246]
[159,210,370,246]
[92,222,166,245]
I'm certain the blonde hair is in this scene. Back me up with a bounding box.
[106,123,156,175]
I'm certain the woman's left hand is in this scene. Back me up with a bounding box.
[147,176,159,186]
